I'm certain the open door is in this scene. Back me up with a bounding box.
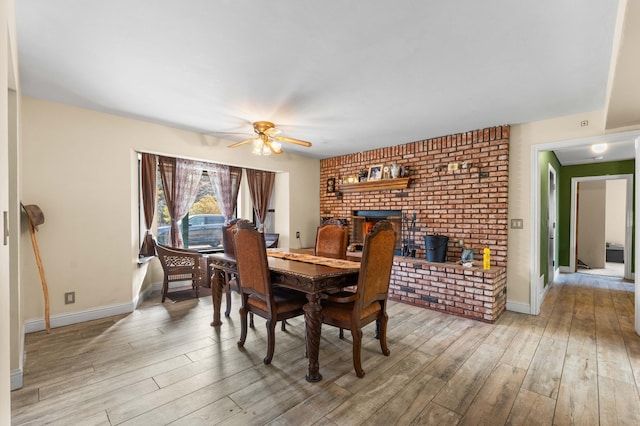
[548,165,557,283]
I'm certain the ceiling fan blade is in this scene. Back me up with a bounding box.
[207,128,256,137]
[273,135,313,147]
[227,138,255,148]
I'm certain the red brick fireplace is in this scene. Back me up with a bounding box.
[320,125,509,322]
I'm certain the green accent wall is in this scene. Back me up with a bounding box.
[539,151,561,286]
[557,160,635,270]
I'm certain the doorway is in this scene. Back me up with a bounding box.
[570,175,632,280]
[530,130,640,334]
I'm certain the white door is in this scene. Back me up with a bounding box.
[547,166,557,284]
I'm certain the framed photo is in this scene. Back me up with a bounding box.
[368,164,383,181]
[326,177,336,193]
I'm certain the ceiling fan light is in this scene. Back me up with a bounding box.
[591,143,607,154]
[271,141,282,152]
[262,144,272,156]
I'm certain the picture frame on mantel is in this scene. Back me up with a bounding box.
[368,164,383,181]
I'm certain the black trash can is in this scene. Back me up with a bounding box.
[425,235,449,262]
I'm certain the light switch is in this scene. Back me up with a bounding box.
[511,219,524,229]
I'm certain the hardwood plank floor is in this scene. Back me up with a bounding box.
[11,273,640,425]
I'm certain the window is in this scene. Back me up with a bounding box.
[156,169,229,250]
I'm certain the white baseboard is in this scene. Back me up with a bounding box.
[11,368,23,391]
[23,284,161,334]
[506,301,531,314]
[24,301,136,334]
[559,266,572,273]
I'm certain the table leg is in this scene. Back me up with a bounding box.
[210,268,224,327]
[304,293,323,382]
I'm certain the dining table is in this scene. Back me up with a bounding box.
[207,248,360,382]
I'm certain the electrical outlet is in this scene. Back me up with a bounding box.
[65,291,75,304]
[296,231,300,238]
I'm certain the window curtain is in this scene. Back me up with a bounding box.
[158,156,203,247]
[206,164,242,225]
[246,168,275,231]
[139,153,157,257]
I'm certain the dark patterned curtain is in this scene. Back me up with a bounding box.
[246,168,275,231]
[139,153,157,256]
[158,157,203,247]
[206,164,242,225]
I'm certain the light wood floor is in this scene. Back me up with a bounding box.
[11,274,640,425]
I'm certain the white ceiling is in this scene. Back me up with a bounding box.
[15,0,628,161]
[553,139,636,166]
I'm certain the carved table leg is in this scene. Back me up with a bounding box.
[210,268,224,327]
[304,293,323,382]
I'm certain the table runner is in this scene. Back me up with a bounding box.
[267,250,361,269]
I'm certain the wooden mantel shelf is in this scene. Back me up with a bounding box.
[338,177,411,193]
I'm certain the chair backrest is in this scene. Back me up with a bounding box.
[222,219,239,258]
[233,220,271,297]
[355,220,396,307]
[315,219,349,259]
[155,242,205,282]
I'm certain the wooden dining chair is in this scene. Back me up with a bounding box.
[155,242,208,302]
[221,219,241,318]
[315,218,349,259]
[319,220,396,377]
[233,220,307,364]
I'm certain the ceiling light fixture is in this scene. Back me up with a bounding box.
[591,143,607,154]
[250,133,283,156]
[226,121,312,156]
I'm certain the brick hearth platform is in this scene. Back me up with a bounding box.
[391,257,506,323]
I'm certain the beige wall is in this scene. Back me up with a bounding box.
[578,180,606,268]
[20,97,320,324]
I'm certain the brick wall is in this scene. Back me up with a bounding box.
[320,125,510,321]
[320,125,509,266]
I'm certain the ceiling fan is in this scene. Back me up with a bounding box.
[226,121,312,156]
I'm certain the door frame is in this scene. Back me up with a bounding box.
[530,130,640,334]
[569,174,633,279]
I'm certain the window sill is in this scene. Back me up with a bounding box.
[137,256,155,265]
